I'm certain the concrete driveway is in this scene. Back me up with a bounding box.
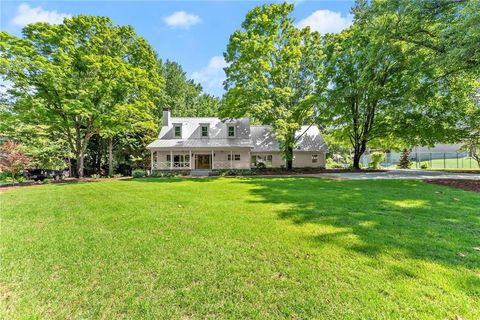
[320,170,480,180]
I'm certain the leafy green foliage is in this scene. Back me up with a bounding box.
[159,59,220,118]
[369,152,385,170]
[222,3,326,169]
[320,0,478,168]
[132,168,146,178]
[0,16,162,177]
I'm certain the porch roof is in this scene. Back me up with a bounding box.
[147,138,253,150]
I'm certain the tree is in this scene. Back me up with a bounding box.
[0,140,31,183]
[158,59,220,118]
[397,148,412,169]
[362,0,480,76]
[320,1,478,169]
[222,3,326,169]
[0,16,162,178]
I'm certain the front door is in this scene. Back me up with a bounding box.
[195,154,211,169]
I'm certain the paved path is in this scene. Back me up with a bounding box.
[319,170,480,180]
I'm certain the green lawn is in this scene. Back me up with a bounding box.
[1,178,479,319]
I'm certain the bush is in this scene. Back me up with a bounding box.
[326,158,345,169]
[150,171,182,178]
[213,169,255,176]
[369,152,385,170]
[256,162,266,169]
[132,169,146,178]
[420,162,429,170]
[91,174,100,179]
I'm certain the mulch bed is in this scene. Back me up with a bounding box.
[424,179,480,192]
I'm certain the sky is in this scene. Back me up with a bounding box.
[0,0,355,96]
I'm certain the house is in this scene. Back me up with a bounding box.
[146,109,328,171]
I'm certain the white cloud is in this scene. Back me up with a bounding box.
[191,56,228,96]
[163,11,201,29]
[11,3,71,27]
[297,10,352,34]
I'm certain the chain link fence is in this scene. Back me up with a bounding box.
[360,152,479,170]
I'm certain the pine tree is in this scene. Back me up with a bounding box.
[397,148,412,169]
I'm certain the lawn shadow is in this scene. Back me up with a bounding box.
[239,177,480,270]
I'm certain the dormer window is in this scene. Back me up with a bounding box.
[201,125,209,138]
[174,125,182,138]
[228,125,235,138]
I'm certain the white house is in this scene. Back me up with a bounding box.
[147,109,328,171]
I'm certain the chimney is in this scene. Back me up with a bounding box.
[163,108,171,126]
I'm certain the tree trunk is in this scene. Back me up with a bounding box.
[352,140,367,169]
[108,137,113,177]
[286,145,293,170]
[77,152,85,178]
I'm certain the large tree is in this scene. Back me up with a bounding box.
[0,16,162,177]
[159,59,220,118]
[321,1,478,168]
[222,3,326,169]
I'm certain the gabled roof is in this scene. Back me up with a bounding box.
[147,115,327,152]
[250,125,328,152]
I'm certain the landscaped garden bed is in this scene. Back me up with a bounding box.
[424,179,480,192]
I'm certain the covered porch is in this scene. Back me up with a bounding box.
[150,148,251,170]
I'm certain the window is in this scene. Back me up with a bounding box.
[201,125,209,137]
[251,154,273,167]
[228,154,241,161]
[174,125,182,138]
[312,154,318,163]
[228,125,235,137]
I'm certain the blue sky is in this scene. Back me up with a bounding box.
[0,1,355,96]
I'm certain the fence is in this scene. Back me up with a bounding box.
[360,152,479,170]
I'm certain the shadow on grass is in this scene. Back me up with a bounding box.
[238,177,480,270]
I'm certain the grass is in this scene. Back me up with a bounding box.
[381,156,480,170]
[1,177,479,319]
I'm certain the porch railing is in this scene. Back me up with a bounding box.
[153,160,236,170]
[153,162,191,170]
[213,161,231,169]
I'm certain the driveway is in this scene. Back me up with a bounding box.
[319,170,480,180]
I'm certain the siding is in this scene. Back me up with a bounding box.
[251,151,325,168]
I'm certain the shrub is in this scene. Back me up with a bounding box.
[369,152,385,170]
[397,148,412,169]
[420,162,429,170]
[256,162,266,169]
[214,169,255,176]
[326,158,344,169]
[132,169,146,178]
[91,174,100,179]
[150,171,181,178]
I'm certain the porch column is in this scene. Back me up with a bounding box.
[170,150,173,170]
[150,150,153,170]
[189,150,192,169]
[211,150,214,169]
[230,150,233,169]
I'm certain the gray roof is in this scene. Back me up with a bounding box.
[147,114,327,152]
[251,125,328,152]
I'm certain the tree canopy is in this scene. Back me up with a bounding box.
[1,16,162,177]
[222,3,326,169]
[319,0,479,168]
